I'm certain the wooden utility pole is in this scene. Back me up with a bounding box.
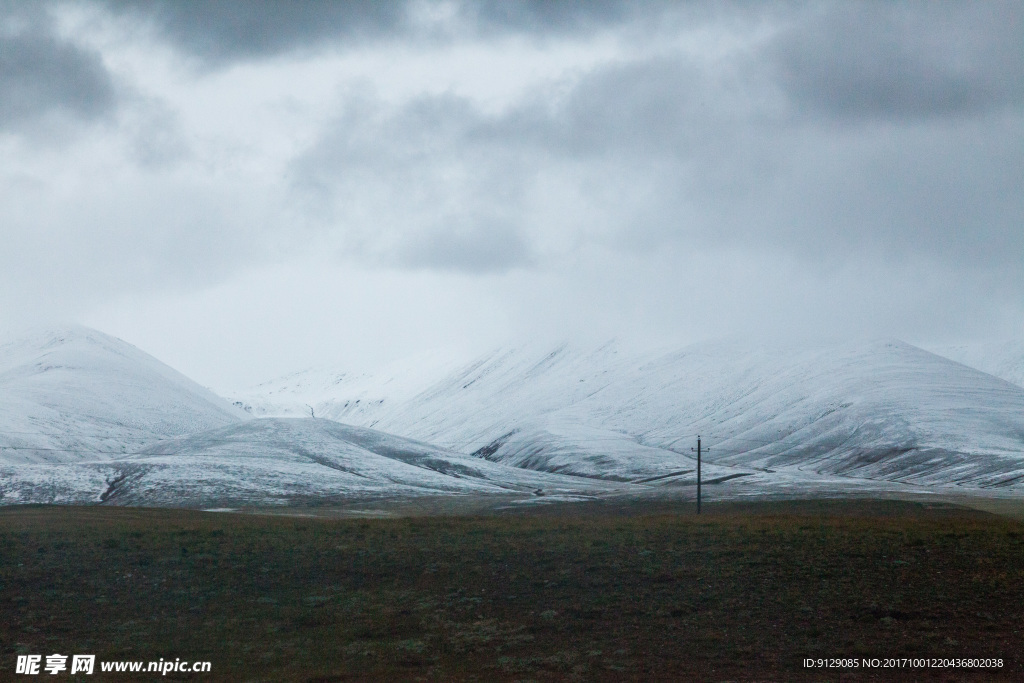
[691,436,708,514]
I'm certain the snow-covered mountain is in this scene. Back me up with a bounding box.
[236,339,1024,489]
[4,325,1023,508]
[0,327,625,507]
[927,340,1024,388]
[0,325,248,464]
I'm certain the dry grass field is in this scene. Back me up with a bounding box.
[1,499,1022,681]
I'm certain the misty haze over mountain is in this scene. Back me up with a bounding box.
[1,0,1021,389]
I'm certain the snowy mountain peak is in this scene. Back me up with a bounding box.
[0,324,249,464]
[0,323,120,361]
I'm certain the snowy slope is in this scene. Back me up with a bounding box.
[237,340,1024,489]
[0,418,621,507]
[927,341,1024,388]
[0,325,248,464]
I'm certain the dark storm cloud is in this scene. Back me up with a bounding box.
[771,2,1024,121]
[497,2,1024,149]
[102,0,408,63]
[99,0,662,65]
[527,50,1024,268]
[0,2,116,131]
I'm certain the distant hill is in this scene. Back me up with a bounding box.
[0,417,619,507]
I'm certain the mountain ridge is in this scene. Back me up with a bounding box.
[234,338,1024,488]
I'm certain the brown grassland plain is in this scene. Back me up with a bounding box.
[0,499,1022,681]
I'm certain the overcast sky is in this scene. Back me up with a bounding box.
[2,0,1022,388]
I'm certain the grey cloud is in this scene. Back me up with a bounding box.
[468,0,638,35]
[770,2,1024,121]
[102,0,409,64]
[482,58,709,159]
[120,96,192,169]
[707,118,1024,271]
[475,11,1024,269]
[484,54,779,164]
[0,2,116,131]
[99,0,666,66]
[295,91,538,274]
[94,1,1024,123]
